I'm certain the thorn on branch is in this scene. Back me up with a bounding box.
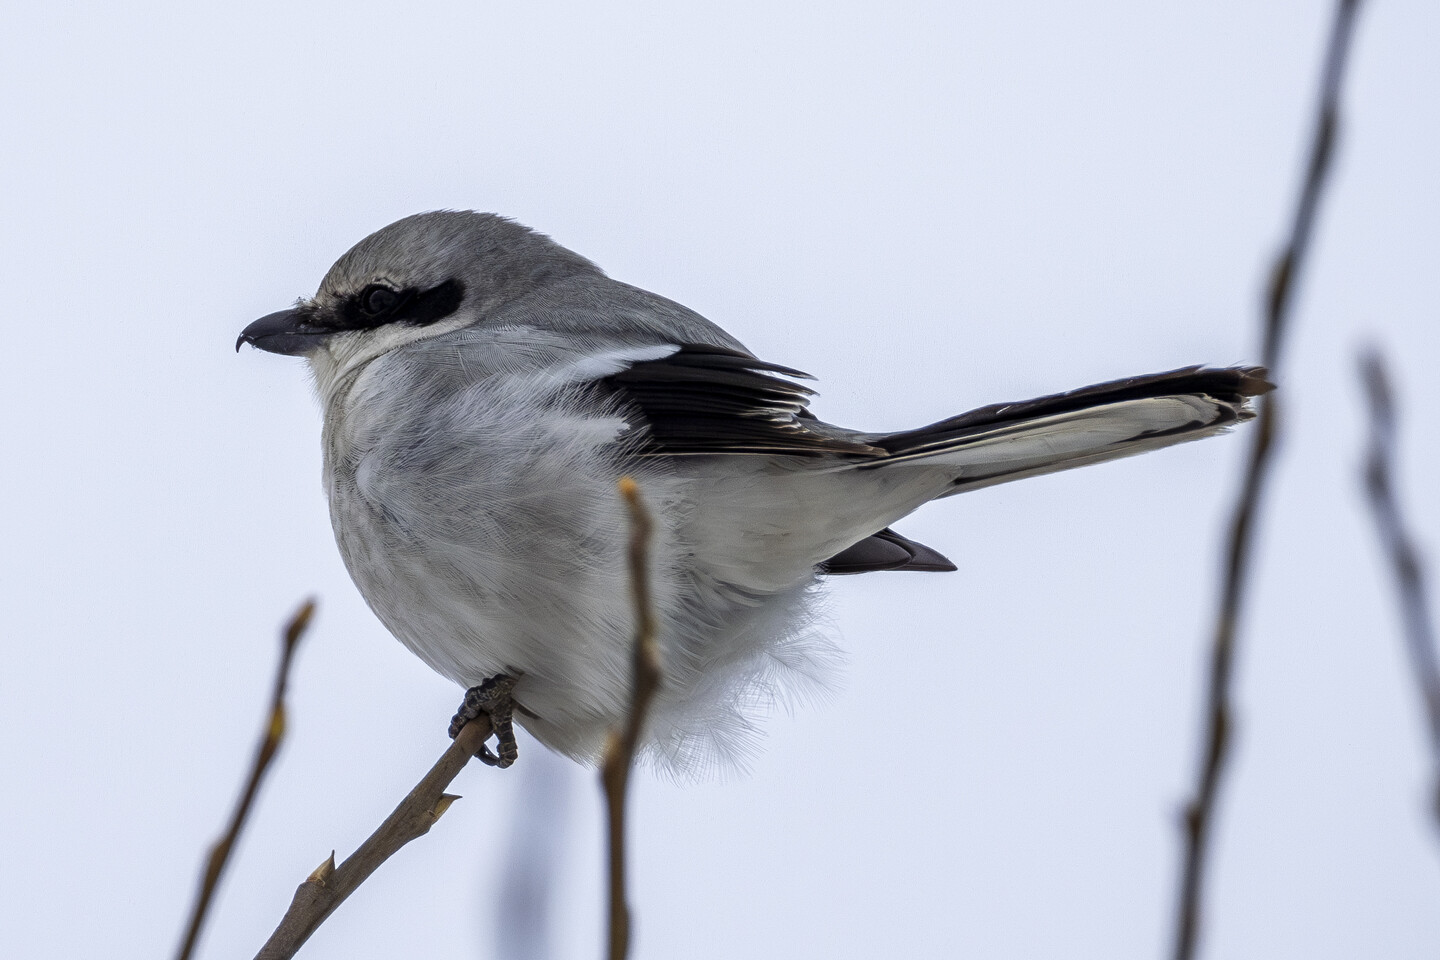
[307,853,336,885]
[432,794,462,821]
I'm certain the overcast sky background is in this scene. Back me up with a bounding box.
[2,2,1438,958]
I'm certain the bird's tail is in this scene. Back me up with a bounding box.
[865,365,1272,495]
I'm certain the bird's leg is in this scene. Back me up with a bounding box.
[449,674,520,768]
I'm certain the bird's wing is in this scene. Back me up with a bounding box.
[599,344,884,458]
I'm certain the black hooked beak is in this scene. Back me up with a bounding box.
[236,308,329,356]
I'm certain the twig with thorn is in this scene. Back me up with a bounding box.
[252,713,496,960]
[602,477,663,960]
[1172,3,1364,959]
[1358,349,1440,834]
[175,598,316,960]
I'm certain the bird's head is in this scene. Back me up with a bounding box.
[237,210,599,382]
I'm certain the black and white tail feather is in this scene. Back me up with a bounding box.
[604,345,1271,575]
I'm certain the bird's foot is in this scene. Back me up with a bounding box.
[449,674,520,768]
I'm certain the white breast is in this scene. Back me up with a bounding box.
[317,342,842,772]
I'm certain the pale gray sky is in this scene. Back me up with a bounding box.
[2,2,1437,958]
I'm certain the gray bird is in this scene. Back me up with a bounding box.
[238,211,1269,774]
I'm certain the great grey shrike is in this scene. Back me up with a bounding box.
[238,211,1268,774]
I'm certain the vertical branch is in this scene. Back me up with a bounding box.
[1358,349,1440,832]
[175,598,316,960]
[601,477,663,960]
[1172,3,1364,959]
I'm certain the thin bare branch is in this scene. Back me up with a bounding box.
[1358,349,1440,832]
[253,716,495,960]
[1172,3,1364,958]
[176,598,316,960]
[602,477,663,960]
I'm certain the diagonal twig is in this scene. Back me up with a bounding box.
[176,598,316,960]
[602,477,663,960]
[252,715,495,960]
[1172,3,1364,959]
[1358,349,1440,833]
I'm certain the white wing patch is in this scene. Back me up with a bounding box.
[550,343,681,385]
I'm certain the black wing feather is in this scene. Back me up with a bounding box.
[602,345,884,457]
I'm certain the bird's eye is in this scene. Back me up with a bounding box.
[359,284,401,317]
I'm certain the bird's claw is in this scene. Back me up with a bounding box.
[449,674,520,768]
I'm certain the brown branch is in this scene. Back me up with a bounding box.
[602,477,663,960]
[176,598,316,960]
[1358,349,1440,832]
[252,716,494,960]
[1171,3,1364,959]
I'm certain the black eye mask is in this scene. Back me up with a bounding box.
[335,279,467,332]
